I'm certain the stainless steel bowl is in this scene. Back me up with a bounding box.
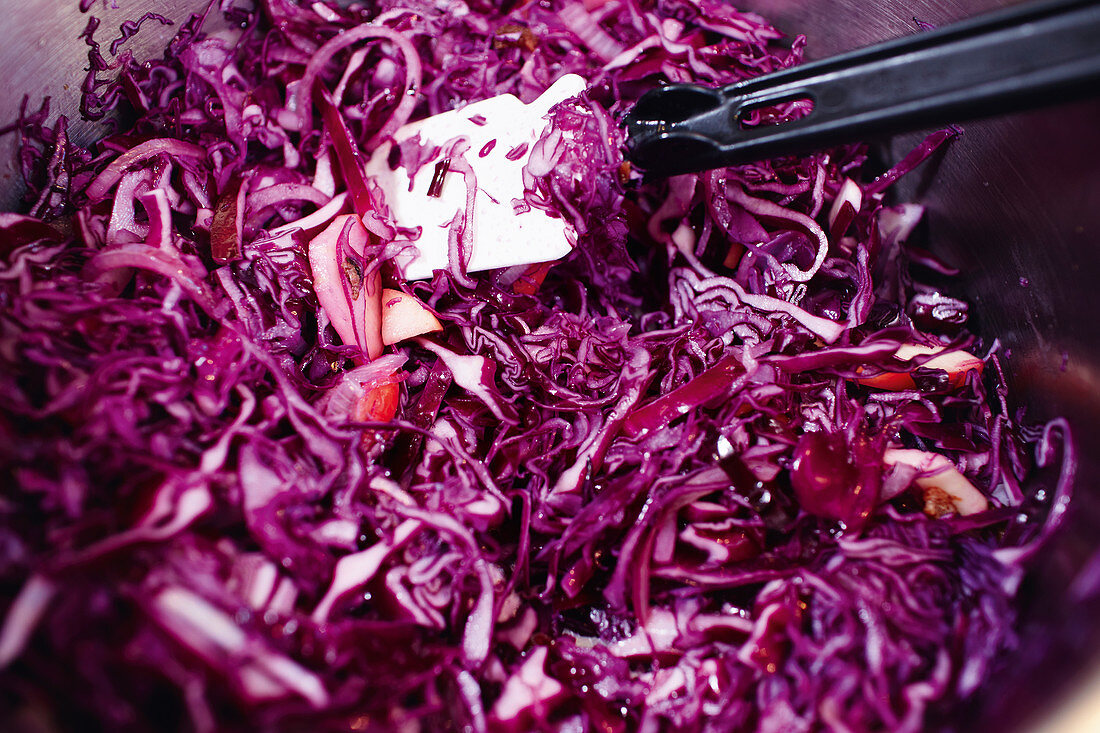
[3,1,1098,730]
[0,1,192,209]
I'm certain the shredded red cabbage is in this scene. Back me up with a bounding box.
[0,1,1075,731]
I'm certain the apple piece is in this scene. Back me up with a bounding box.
[380,288,443,345]
[307,214,384,360]
[855,343,983,390]
[883,448,989,517]
[827,177,862,240]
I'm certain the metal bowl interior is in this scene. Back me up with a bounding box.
[2,1,1099,730]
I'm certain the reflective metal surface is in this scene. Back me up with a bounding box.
[2,1,1098,730]
[0,0,198,210]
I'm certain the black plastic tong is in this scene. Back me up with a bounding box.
[624,0,1100,176]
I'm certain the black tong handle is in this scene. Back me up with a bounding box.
[625,0,1100,176]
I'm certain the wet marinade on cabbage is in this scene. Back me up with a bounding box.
[0,1,1074,731]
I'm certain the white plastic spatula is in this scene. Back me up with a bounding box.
[364,74,587,281]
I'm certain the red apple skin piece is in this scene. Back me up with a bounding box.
[380,288,443,345]
[511,262,555,296]
[308,214,384,360]
[855,343,984,391]
[352,380,400,451]
[354,381,401,422]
